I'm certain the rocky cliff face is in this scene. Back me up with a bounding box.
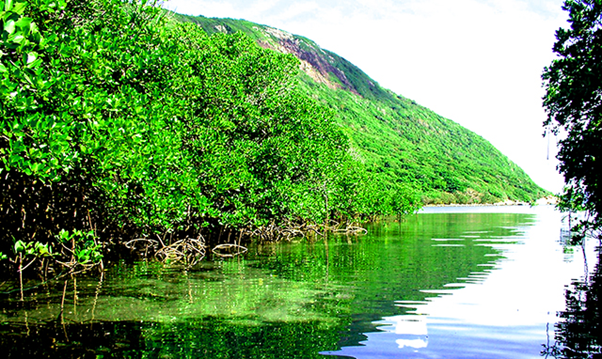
[262,33,359,95]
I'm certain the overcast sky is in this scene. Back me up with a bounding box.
[162,0,570,193]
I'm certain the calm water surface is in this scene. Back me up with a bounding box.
[0,205,597,358]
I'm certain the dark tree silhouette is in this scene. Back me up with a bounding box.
[542,0,602,240]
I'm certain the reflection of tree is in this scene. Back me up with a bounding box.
[542,250,602,358]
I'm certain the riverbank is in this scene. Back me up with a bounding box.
[424,195,558,208]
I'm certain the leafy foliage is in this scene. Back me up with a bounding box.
[542,0,602,238]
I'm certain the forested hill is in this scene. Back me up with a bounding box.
[174,14,548,204]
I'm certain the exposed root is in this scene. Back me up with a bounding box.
[212,243,248,258]
[121,220,366,266]
[124,238,159,256]
[242,219,366,242]
[155,236,206,266]
[332,226,368,235]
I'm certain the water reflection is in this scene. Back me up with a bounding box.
[0,206,594,358]
[542,248,602,358]
[322,315,429,358]
[324,206,596,359]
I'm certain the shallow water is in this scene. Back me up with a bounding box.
[0,205,596,358]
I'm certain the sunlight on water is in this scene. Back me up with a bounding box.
[322,206,598,359]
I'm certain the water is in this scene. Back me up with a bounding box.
[0,205,597,358]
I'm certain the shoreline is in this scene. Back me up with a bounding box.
[424,196,558,208]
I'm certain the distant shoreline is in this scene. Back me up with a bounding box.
[424,196,558,208]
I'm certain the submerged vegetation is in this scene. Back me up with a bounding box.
[1,0,547,279]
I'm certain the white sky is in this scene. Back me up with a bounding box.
[162,0,570,193]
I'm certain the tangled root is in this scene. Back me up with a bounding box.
[332,226,368,235]
[155,236,206,266]
[242,220,366,242]
[125,236,206,266]
[212,243,248,258]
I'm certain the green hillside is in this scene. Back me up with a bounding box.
[174,13,548,204]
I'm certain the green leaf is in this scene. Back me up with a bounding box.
[14,16,32,30]
[14,240,25,253]
[25,52,41,68]
[4,19,15,34]
[11,33,24,44]
[11,1,26,15]
[25,51,37,64]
